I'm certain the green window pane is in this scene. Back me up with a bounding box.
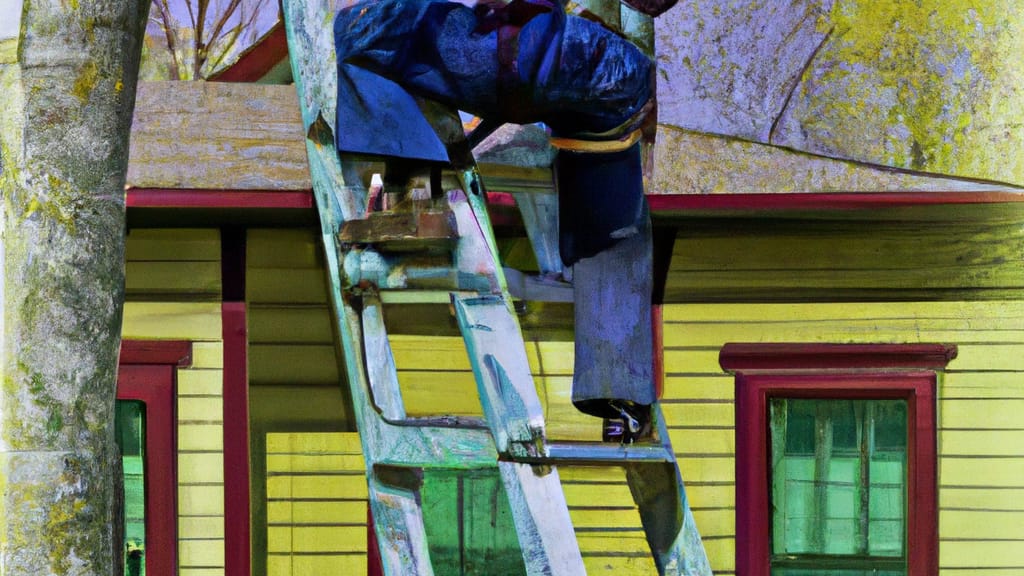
[421,469,528,576]
[769,398,906,575]
[116,400,146,576]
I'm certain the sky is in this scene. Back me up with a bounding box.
[0,0,23,41]
[0,0,278,52]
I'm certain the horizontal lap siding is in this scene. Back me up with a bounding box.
[265,433,368,576]
[247,229,339,389]
[528,342,654,572]
[124,229,226,576]
[664,218,1024,303]
[388,334,601,442]
[388,335,482,416]
[661,300,1024,576]
[247,229,358,576]
[558,467,658,574]
[126,229,221,300]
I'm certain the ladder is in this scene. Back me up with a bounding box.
[282,2,713,574]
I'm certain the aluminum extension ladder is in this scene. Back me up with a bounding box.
[283,2,712,573]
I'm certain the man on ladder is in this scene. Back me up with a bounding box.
[333,0,676,441]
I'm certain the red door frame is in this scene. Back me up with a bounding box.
[118,340,191,576]
[721,343,954,576]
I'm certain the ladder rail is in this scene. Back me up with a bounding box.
[284,1,715,574]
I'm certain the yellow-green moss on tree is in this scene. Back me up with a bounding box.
[0,0,149,574]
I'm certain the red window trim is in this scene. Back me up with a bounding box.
[120,340,192,366]
[720,343,953,576]
[118,340,189,576]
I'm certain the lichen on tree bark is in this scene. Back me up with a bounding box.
[0,0,149,574]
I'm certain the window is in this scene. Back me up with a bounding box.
[117,341,187,576]
[769,397,907,575]
[720,344,955,576]
[116,400,148,576]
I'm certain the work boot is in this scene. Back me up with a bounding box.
[599,400,652,444]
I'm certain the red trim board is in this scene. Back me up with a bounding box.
[127,188,1023,215]
[222,302,252,576]
[647,191,1024,213]
[120,340,192,366]
[126,188,314,210]
[720,343,958,372]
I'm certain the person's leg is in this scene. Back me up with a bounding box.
[569,212,653,438]
[556,143,655,439]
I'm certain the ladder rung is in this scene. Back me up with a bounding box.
[503,268,573,302]
[386,415,489,429]
[517,442,675,465]
[379,290,475,305]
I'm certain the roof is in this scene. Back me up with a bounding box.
[126,81,1024,219]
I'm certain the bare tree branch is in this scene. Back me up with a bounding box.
[205,0,269,73]
[194,0,211,78]
[151,0,183,80]
[143,0,278,80]
[206,21,244,72]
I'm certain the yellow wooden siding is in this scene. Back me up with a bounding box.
[169,362,226,574]
[661,300,1024,576]
[265,433,368,576]
[122,301,225,576]
[246,229,359,576]
[247,229,339,388]
[122,302,222,341]
[384,333,600,443]
[557,467,658,574]
[664,216,1024,303]
[125,229,221,300]
[388,334,482,416]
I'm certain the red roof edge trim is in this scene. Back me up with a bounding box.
[209,21,289,83]
[126,188,314,209]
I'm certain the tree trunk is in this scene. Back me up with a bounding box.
[0,0,149,574]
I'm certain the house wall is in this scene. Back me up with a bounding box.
[123,228,226,576]
[245,228,353,576]
[264,432,368,575]
[662,301,1024,575]
[659,208,1024,574]
[122,214,1023,574]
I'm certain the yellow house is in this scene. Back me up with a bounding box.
[119,6,1024,575]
